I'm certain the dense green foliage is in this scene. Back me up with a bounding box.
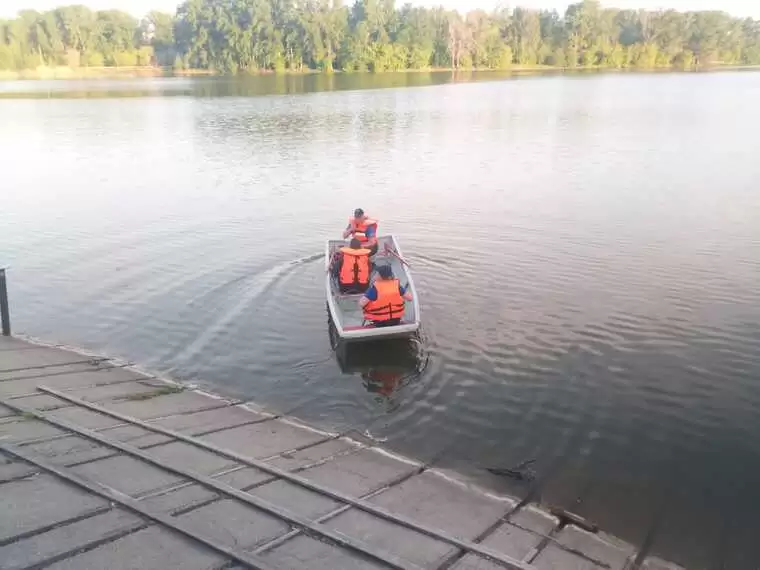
[1,0,760,72]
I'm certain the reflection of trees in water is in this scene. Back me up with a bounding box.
[329,317,427,412]
[187,74,454,97]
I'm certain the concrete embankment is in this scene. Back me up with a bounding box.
[0,336,681,570]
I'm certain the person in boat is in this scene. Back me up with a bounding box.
[343,208,379,256]
[359,265,412,327]
[333,238,372,294]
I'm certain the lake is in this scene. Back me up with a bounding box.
[2,70,760,568]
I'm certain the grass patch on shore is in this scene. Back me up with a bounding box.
[123,385,184,401]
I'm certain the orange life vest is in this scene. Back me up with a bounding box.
[339,247,371,286]
[363,278,405,322]
[348,217,378,243]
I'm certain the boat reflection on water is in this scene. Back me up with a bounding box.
[329,320,427,411]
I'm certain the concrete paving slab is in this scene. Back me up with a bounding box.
[0,368,136,397]
[23,435,113,466]
[177,499,290,550]
[0,474,106,541]
[0,367,142,396]
[250,479,341,519]
[0,459,36,482]
[64,449,119,467]
[47,406,124,429]
[455,522,545,568]
[70,454,184,496]
[0,347,96,372]
[261,534,387,570]
[1,450,19,465]
[138,483,219,513]
[56,366,146,385]
[510,506,558,535]
[451,555,511,570]
[0,348,96,377]
[107,391,226,419]
[87,421,137,437]
[481,522,545,558]
[0,418,66,443]
[199,418,327,459]
[531,544,604,570]
[9,394,68,410]
[132,434,177,447]
[0,508,144,570]
[369,471,511,538]
[65,380,167,402]
[0,451,37,481]
[151,405,271,435]
[266,438,359,471]
[298,448,417,497]
[147,441,239,475]
[99,424,173,447]
[0,362,104,381]
[552,526,634,570]
[44,526,226,570]
[452,507,558,568]
[212,466,272,489]
[327,507,456,567]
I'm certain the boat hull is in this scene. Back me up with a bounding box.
[325,235,421,342]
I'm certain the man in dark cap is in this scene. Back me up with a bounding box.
[359,265,412,327]
[343,208,379,256]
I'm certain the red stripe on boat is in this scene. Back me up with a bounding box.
[343,322,408,331]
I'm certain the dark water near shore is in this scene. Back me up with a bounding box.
[2,71,760,568]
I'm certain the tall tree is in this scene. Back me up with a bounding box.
[512,7,541,65]
[1,1,758,73]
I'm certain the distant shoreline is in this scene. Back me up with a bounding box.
[2,64,760,82]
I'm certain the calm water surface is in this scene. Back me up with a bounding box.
[2,72,760,568]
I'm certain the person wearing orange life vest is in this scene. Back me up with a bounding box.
[333,238,372,293]
[359,265,413,327]
[343,208,379,256]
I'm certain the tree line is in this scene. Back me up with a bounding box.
[1,0,760,73]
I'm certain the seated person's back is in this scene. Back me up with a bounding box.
[334,238,372,293]
[359,265,412,326]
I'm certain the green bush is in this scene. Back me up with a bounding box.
[83,51,105,67]
[112,50,139,67]
[0,45,14,70]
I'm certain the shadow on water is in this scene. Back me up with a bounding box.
[328,319,427,413]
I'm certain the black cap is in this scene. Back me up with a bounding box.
[349,238,362,249]
[377,265,393,278]
[354,208,364,217]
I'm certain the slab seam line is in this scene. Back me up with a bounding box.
[0,363,131,384]
[0,358,111,375]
